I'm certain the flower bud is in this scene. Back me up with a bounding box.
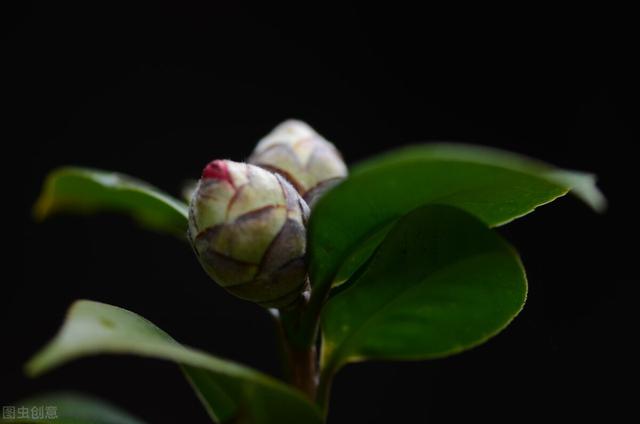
[188,160,310,309]
[248,120,348,206]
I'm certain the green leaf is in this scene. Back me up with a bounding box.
[1,392,146,424]
[34,167,188,237]
[309,143,604,294]
[26,301,322,424]
[321,205,527,374]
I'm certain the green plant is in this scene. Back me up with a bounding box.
[13,121,604,423]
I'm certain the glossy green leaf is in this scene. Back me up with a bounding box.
[1,392,146,424]
[309,143,604,294]
[34,167,188,237]
[26,301,322,424]
[321,205,527,374]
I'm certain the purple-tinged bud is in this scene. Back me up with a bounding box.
[188,160,310,309]
[248,120,348,207]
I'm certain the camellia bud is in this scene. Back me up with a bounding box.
[248,120,348,206]
[188,160,310,309]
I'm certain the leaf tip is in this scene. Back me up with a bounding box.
[32,182,55,222]
[24,299,92,379]
[572,174,608,213]
[32,194,52,222]
[32,167,68,222]
[545,170,608,213]
[24,352,48,378]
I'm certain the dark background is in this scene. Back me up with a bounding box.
[6,2,636,423]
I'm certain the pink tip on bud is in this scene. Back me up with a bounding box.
[202,160,233,184]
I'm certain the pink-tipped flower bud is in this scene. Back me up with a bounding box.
[248,120,348,206]
[188,160,310,309]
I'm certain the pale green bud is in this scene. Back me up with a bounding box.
[248,120,348,206]
[188,160,309,309]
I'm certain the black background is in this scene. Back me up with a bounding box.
[5,2,636,423]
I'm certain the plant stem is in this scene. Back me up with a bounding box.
[286,343,318,399]
[276,288,320,400]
